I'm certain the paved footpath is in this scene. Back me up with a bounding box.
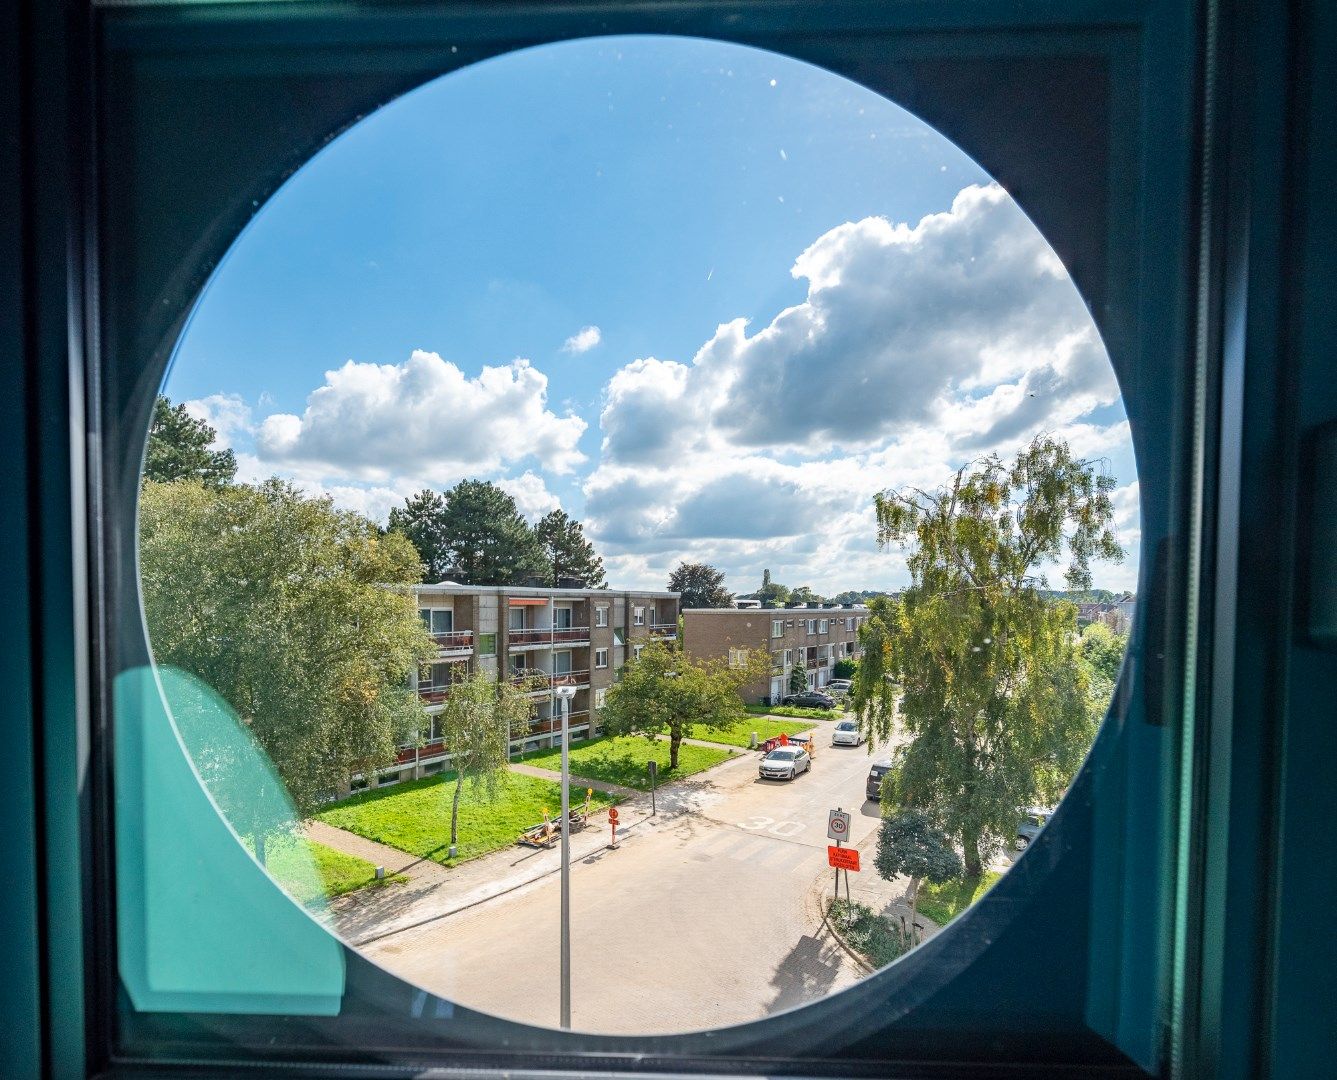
[356,723,894,1034]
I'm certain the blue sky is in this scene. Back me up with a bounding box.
[167,35,1140,595]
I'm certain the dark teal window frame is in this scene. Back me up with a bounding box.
[7,0,1331,1077]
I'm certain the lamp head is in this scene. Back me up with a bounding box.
[554,684,578,702]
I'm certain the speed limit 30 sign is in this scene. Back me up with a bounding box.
[827,808,851,842]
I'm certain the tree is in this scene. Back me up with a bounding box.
[1078,621,1128,721]
[788,666,809,694]
[138,478,435,858]
[667,562,733,608]
[789,585,824,606]
[388,489,453,581]
[852,435,1123,876]
[757,569,790,608]
[438,479,547,585]
[143,395,237,486]
[833,657,859,681]
[437,668,536,858]
[874,808,963,944]
[598,641,769,769]
[535,508,607,587]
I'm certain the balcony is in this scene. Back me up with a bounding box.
[431,629,474,653]
[649,623,677,638]
[508,626,592,648]
[416,686,451,704]
[508,668,592,693]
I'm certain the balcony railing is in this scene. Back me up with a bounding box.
[432,629,474,651]
[507,626,592,647]
[649,623,677,637]
[508,669,592,692]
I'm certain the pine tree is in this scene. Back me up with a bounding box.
[535,508,607,587]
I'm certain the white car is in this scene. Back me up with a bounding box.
[758,747,811,781]
[831,719,864,747]
[826,679,853,698]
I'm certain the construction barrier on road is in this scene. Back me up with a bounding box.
[517,791,594,849]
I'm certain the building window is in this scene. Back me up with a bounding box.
[554,605,573,629]
[633,644,644,661]
[783,648,793,667]
[728,647,746,668]
[633,606,645,626]
[806,619,816,635]
[419,607,453,634]
[508,607,525,630]
[771,619,783,638]
[477,633,496,656]
[819,618,828,633]
[846,617,855,631]
[595,605,608,627]
[595,648,609,668]
[594,688,607,709]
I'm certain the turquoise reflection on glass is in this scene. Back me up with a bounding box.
[115,665,344,1014]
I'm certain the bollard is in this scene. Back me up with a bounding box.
[750,731,758,749]
[374,866,385,880]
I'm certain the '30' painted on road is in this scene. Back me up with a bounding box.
[737,816,805,838]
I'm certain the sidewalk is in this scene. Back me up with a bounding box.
[303,820,452,885]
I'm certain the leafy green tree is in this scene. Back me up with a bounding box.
[139,478,435,858]
[874,808,964,944]
[598,641,768,768]
[438,479,547,585]
[535,508,607,587]
[789,585,824,606]
[1078,621,1128,721]
[143,395,237,486]
[667,562,733,608]
[437,668,537,858]
[788,666,809,694]
[833,657,859,681]
[757,569,790,608]
[852,435,1123,876]
[388,489,453,581]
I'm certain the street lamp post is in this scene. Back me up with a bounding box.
[553,682,577,1030]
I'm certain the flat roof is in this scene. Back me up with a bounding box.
[412,582,679,599]
[683,606,867,614]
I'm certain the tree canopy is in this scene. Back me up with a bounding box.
[874,808,963,943]
[438,479,547,585]
[387,489,453,581]
[597,641,767,768]
[139,478,434,843]
[852,435,1124,875]
[535,508,607,587]
[667,562,734,608]
[143,395,237,487]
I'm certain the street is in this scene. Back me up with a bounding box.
[352,731,887,1034]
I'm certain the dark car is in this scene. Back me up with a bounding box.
[866,760,893,800]
[781,690,836,710]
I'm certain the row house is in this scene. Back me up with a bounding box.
[681,604,868,705]
[377,582,679,786]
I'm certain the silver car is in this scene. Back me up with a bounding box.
[758,746,811,781]
[831,719,864,747]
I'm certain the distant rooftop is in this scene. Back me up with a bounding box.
[414,581,679,599]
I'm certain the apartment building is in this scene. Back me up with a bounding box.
[681,603,867,705]
[381,582,679,785]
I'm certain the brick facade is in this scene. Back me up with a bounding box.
[681,605,867,705]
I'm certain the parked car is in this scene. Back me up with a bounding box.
[831,719,864,747]
[781,690,836,710]
[866,759,893,800]
[826,679,853,698]
[1015,807,1053,849]
[758,746,811,781]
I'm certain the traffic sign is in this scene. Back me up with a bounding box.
[608,807,619,824]
[828,846,860,871]
[827,808,852,842]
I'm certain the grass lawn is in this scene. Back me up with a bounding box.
[250,836,404,906]
[917,871,1003,926]
[316,770,616,867]
[745,703,844,721]
[691,716,812,748]
[516,734,735,790]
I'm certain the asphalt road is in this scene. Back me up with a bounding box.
[362,729,888,1035]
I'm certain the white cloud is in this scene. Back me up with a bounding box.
[497,471,562,522]
[253,350,587,480]
[184,393,252,449]
[561,325,602,354]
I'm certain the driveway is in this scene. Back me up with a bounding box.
[357,727,889,1034]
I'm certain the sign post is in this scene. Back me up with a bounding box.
[647,759,658,816]
[827,808,856,905]
[608,806,620,849]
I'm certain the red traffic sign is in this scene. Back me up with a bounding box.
[608,807,619,824]
[828,846,860,871]
[827,809,851,841]
[779,732,789,745]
